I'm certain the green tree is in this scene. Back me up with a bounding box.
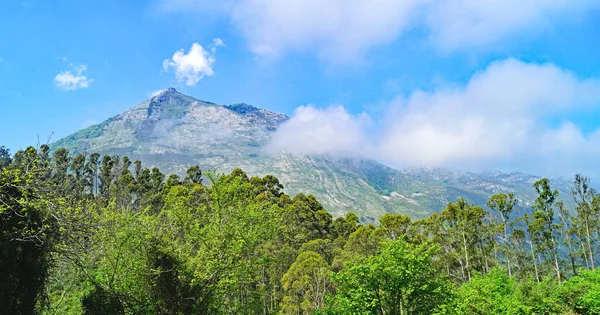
[571,174,598,270]
[0,145,11,169]
[560,268,600,314]
[183,165,202,185]
[328,240,452,315]
[531,178,562,282]
[440,198,487,281]
[487,193,517,277]
[379,213,410,241]
[0,158,57,314]
[454,268,522,314]
[281,251,332,314]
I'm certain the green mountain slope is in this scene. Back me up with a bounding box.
[52,88,572,222]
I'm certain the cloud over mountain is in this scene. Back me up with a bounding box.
[268,105,371,156]
[270,59,600,176]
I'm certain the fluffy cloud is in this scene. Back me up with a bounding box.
[231,0,420,61]
[269,59,600,176]
[424,0,598,50]
[268,105,371,156]
[53,64,92,91]
[378,59,600,169]
[157,0,597,60]
[163,40,223,86]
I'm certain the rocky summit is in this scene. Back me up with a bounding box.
[53,88,570,222]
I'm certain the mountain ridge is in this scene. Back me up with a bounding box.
[52,88,573,222]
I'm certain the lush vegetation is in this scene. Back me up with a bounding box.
[2,144,600,314]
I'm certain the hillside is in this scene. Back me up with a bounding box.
[53,88,571,221]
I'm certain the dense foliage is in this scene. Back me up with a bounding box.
[2,145,600,314]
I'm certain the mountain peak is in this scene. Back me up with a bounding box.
[150,87,180,100]
[225,103,259,115]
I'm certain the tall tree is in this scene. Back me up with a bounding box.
[571,174,598,269]
[487,193,517,277]
[557,200,580,276]
[441,198,487,281]
[51,148,70,191]
[531,178,562,283]
[0,145,11,169]
[0,154,57,314]
[85,152,100,195]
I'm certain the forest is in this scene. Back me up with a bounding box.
[2,145,600,315]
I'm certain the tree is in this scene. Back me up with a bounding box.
[328,240,452,315]
[0,160,57,314]
[440,198,487,281]
[85,153,100,195]
[51,148,70,192]
[454,268,521,314]
[531,178,562,282]
[99,155,116,196]
[379,213,411,241]
[560,268,600,314]
[184,165,202,185]
[571,174,598,269]
[487,193,517,277]
[0,145,11,169]
[281,251,332,314]
[331,212,359,240]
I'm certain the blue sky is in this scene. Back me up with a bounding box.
[1,0,600,176]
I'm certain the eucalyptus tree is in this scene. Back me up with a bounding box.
[571,174,598,269]
[531,178,562,283]
[487,193,518,277]
[440,198,487,281]
[0,145,10,169]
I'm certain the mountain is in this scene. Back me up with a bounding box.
[53,88,572,222]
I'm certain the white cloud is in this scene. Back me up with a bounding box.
[268,105,371,156]
[158,0,597,60]
[269,59,600,176]
[424,0,598,51]
[231,0,421,61]
[163,41,221,86]
[377,59,600,169]
[212,38,225,49]
[54,64,92,91]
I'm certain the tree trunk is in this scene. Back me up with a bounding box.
[503,223,512,277]
[462,231,471,280]
[549,231,562,283]
[529,240,540,282]
[566,237,578,276]
[585,220,595,269]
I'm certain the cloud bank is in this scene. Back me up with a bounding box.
[270,59,600,176]
[54,64,92,91]
[163,39,223,86]
[157,0,597,60]
[231,0,420,61]
[425,0,596,51]
[268,105,371,156]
